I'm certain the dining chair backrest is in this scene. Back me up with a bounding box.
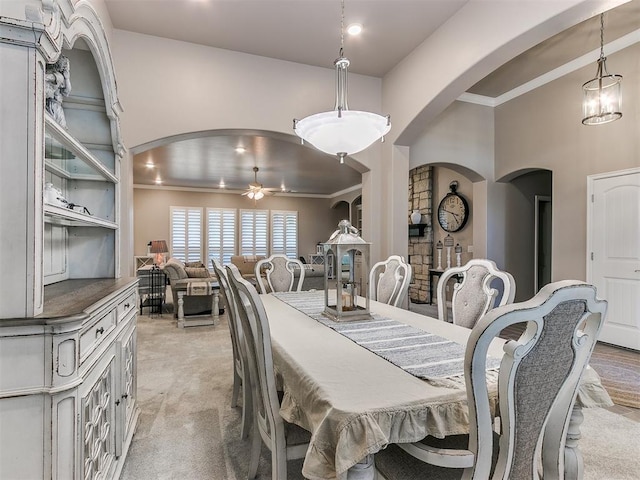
[254,254,305,294]
[211,259,242,379]
[369,255,412,307]
[437,258,515,328]
[226,264,308,479]
[211,259,252,438]
[380,280,607,480]
[465,280,607,479]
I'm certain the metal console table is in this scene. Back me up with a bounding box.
[137,265,167,316]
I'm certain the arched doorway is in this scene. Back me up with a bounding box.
[500,169,553,300]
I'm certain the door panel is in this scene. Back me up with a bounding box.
[589,170,640,350]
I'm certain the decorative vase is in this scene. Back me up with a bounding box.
[410,209,422,224]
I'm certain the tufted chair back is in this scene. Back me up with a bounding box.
[369,255,412,308]
[255,254,305,294]
[437,259,515,328]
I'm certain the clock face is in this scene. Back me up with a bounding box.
[437,193,469,232]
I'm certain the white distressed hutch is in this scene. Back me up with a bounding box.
[0,1,138,478]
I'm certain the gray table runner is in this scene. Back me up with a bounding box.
[272,291,500,381]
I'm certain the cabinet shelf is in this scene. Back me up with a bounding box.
[45,115,118,184]
[44,204,117,229]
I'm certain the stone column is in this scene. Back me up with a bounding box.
[408,166,433,303]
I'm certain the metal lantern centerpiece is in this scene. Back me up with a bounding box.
[323,219,371,321]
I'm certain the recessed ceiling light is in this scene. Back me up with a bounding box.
[347,23,362,36]
[235,146,246,154]
[154,178,162,185]
[145,161,155,169]
[219,179,226,188]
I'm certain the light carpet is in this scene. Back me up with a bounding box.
[121,313,639,479]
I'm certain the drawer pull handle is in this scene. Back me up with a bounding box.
[96,327,104,335]
[124,303,130,308]
[115,399,120,406]
[122,394,128,399]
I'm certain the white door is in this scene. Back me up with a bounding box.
[588,169,640,350]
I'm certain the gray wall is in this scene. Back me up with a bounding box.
[495,42,639,282]
[409,41,638,296]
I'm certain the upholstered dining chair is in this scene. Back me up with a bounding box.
[226,264,310,480]
[211,259,252,440]
[254,254,305,294]
[375,280,607,480]
[369,255,412,308]
[437,259,516,328]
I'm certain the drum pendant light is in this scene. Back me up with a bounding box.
[582,13,622,125]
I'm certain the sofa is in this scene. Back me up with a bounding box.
[296,265,325,291]
[230,255,266,279]
[162,258,219,317]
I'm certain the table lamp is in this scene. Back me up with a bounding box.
[150,240,168,265]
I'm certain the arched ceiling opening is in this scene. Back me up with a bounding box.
[132,129,367,195]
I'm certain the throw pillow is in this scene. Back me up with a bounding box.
[165,258,188,280]
[185,266,211,278]
[185,261,205,268]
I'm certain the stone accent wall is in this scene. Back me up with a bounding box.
[408,165,433,303]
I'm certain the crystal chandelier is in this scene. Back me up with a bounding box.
[582,13,622,125]
[293,0,391,163]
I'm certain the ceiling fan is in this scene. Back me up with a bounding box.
[242,166,276,200]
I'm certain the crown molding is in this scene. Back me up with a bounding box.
[133,183,362,199]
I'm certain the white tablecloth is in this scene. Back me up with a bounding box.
[262,294,612,480]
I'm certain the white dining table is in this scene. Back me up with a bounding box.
[261,291,612,480]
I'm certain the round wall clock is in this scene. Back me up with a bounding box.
[437,181,469,232]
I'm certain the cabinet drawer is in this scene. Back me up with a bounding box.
[80,310,116,360]
[117,291,137,322]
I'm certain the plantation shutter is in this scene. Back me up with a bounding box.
[271,210,298,258]
[240,209,268,256]
[170,206,203,262]
[207,208,236,265]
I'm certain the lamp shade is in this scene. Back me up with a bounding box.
[150,240,168,265]
[295,110,391,157]
[150,240,168,254]
[582,68,622,125]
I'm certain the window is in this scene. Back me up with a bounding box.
[207,208,236,265]
[271,210,298,258]
[240,209,268,256]
[170,207,202,262]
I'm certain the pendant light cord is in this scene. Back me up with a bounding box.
[340,0,345,57]
[599,13,605,61]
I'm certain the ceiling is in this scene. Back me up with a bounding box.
[105,0,638,195]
